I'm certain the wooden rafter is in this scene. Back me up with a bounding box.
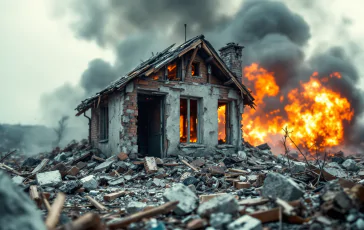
[185,45,201,77]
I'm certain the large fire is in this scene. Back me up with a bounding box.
[243,63,354,152]
[218,103,227,144]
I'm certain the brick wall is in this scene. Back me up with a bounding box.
[120,83,138,154]
[90,107,99,145]
[184,54,209,84]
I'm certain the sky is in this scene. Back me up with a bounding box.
[1,0,364,127]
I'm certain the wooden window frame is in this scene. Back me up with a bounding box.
[180,97,201,144]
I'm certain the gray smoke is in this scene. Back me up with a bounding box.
[45,0,364,149]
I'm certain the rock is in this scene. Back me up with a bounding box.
[0,171,46,230]
[356,218,364,230]
[163,183,198,215]
[342,159,359,171]
[94,160,115,172]
[227,215,262,230]
[358,170,364,179]
[108,177,125,186]
[36,170,62,187]
[238,151,247,160]
[324,167,347,178]
[80,175,98,191]
[331,157,344,164]
[262,173,304,201]
[209,166,225,176]
[210,213,232,229]
[153,178,165,187]
[247,175,258,182]
[22,157,41,168]
[126,201,147,214]
[197,194,239,218]
[54,152,67,162]
[256,143,270,150]
[186,218,207,230]
[59,181,82,194]
[239,176,247,182]
[290,162,306,174]
[12,176,25,185]
[183,177,198,186]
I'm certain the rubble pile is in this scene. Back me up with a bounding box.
[0,140,363,230]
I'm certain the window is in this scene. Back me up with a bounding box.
[180,98,200,143]
[99,106,109,140]
[218,102,230,144]
[167,62,179,80]
[191,62,200,76]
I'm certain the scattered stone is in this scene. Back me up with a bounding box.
[356,218,364,230]
[153,178,165,187]
[163,183,198,215]
[197,194,239,217]
[22,157,41,168]
[238,151,247,160]
[80,175,98,191]
[36,170,62,187]
[59,181,82,194]
[0,171,46,230]
[210,213,232,229]
[67,166,80,176]
[108,177,125,186]
[342,159,359,171]
[54,152,67,162]
[256,143,270,150]
[262,173,304,201]
[331,157,345,164]
[12,175,25,185]
[290,162,306,174]
[126,201,147,214]
[191,159,205,168]
[227,215,262,230]
[76,161,87,170]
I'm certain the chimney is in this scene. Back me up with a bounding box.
[219,42,244,82]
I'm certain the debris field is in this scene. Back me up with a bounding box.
[0,140,364,230]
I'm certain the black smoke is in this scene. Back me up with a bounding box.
[46,0,364,148]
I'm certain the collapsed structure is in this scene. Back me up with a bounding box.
[76,35,255,157]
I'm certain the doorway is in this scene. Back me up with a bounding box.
[137,94,165,157]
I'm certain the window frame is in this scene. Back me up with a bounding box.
[217,100,231,145]
[99,105,109,141]
[180,97,201,144]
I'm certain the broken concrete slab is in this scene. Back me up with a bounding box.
[197,194,239,218]
[238,151,247,160]
[144,157,158,174]
[80,175,98,191]
[126,201,147,214]
[93,160,115,172]
[36,170,62,187]
[262,173,304,201]
[342,159,359,171]
[227,215,262,230]
[0,171,46,230]
[163,183,198,215]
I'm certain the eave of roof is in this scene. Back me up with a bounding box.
[75,35,255,116]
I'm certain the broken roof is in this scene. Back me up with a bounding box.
[75,35,255,115]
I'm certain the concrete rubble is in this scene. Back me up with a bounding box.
[0,140,363,229]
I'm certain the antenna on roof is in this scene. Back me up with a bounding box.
[184,24,187,42]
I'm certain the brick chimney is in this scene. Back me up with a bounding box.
[219,42,244,82]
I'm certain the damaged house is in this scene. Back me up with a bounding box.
[76,35,255,157]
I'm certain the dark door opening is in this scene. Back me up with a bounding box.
[137,94,165,157]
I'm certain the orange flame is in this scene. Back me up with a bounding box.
[243,63,354,151]
[218,104,227,143]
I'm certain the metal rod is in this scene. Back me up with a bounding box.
[184,24,187,42]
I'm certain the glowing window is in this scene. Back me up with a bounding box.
[180,98,200,143]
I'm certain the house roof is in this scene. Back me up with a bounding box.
[75,35,255,115]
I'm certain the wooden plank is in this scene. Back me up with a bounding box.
[45,193,66,229]
[31,158,49,174]
[104,191,128,202]
[29,185,42,208]
[238,198,269,206]
[86,196,108,211]
[57,213,102,230]
[181,160,198,172]
[108,201,179,229]
[185,45,200,77]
